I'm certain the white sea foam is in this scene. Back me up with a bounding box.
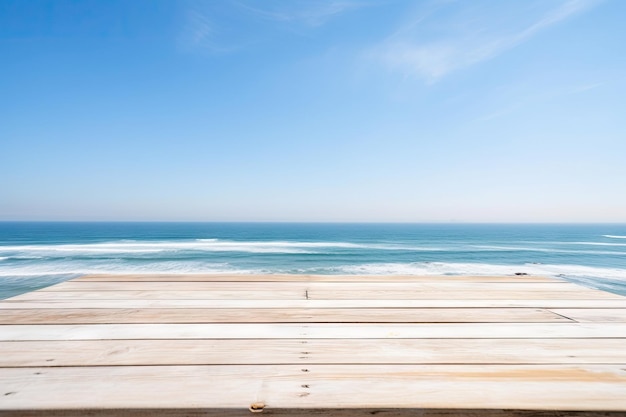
[0,239,449,256]
[0,260,251,277]
[471,245,625,256]
[521,240,626,247]
[333,262,529,276]
[330,262,626,281]
[0,241,318,255]
[2,259,625,286]
[604,235,626,239]
[567,242,626,247]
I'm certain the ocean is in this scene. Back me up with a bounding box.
[1,222,625,299]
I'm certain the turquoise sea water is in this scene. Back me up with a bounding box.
[1,222,625,299]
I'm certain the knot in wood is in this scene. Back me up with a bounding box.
[249,402,265,413]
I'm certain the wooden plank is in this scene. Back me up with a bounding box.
[4,299,626,309]
[551,309,626,323]
[1,365,626,411]
[41,281,308,291]
[4,323,626,341]
[41,281,587,292]
[307,288,621,300]
[5,409,624,417]
[2,338,626,367]
[8,290,307,301]
[75,273,559,283]
[0,308,571,324]
[12,409,626,417]
[11,289,620,301]
[2,274,626,415]
[2,409,623,417]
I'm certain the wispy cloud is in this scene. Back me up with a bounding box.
[370,0,603,83]
[568,81,604,94]
[178,7,235,53]
[235,0,366,27]
[179,0,367,53]
[476,81,605,123]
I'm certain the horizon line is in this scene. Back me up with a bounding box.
[1,220,625,225]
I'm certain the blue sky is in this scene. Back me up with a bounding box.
[1,0,625,222]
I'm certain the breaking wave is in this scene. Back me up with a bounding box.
[2,224,625,298]
[326,262,626,281]
[2,260,625,282]
[0,261,249,277]
[0,239,451,257]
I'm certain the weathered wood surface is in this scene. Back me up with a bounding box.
[1,410,623,417]
[45,281,581,291]
[2,338,626,367]
[552,309,626,322]
[4,323,626,340]
[12,280,621,302]
[0,307,572,324]
[2,365,626,411]
[1,273,626,416]
[11,288,621,300]
[4,298,626,309]
[3,410,622,417]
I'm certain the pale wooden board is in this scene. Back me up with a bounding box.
[8,290,306,300]
[4,299,626,309]
[5,410,623,417]
[41,281,587,292]
[74,273,559,283]
[551,309,626,323]
[2,275,626,415]
[10,289,620,301]
[2,338,626,367]
[306,289,621,300]
[0,308,571,324]
[4,323,626,341]
[1,365,626,411]
[18,280,617,302]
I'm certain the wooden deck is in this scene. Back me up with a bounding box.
[1,274,626,416]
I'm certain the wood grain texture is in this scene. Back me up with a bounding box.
[3,323,626,341]
[8,290,307,301]
[0,308,571,324]
[2,338,626,367]
[1,409,624,417]
[10,288,620,301]
[550,309,626,323]
[2,365,626,411]
[41,281,589,292]
[4,299,626,309]
[2,274,626,414]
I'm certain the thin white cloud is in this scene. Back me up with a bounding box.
[178,8,233,53]
[371,0,603,83]
[235,1,366,27]
[476,81,606,123]
[568,82,604,94]
[186,10,213,46]
[179,1,366,53]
